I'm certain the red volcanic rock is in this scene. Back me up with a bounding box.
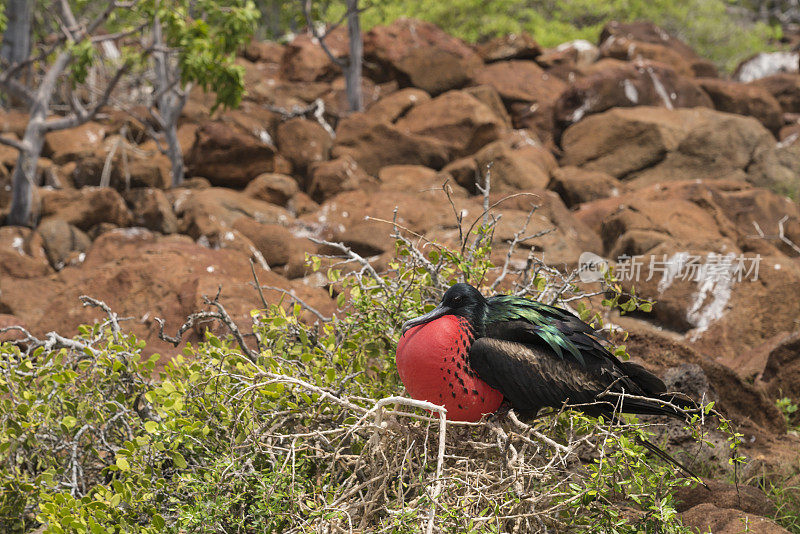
[187,121,277,188]
[37,218,91,270]
[750,73,800,113]
[332,113,449,175]
[549,166,622,207]
[308,155,376,202]
[364,18,480,82]
[599,20,718,77]
[276,117,333,176]
[281,31,346,82]
[0,314,29,344]
[243,39,284,64]
[395,90,508,158]
[472,139,555,192]
[698,78,783,134]
[123,188,178,234]
[681,503,789,534]
[560,106,782,190]
[39,187,132,231]
[43,121,106,164]
[243,173,299,207]
[395,46,481,95]
[0,226,52,279]
[477,32,541,63]
[68,141,171,190]
[554,61,712,134]
[171,187,292,241]
[0,229,334,363]
[472,60,566,137]
[365,87,431,123]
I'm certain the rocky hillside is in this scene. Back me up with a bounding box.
[1,18,800,530]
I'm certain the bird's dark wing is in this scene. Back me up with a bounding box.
[468,337,622,416]
[468,336,688,418]
[485,295,615,368]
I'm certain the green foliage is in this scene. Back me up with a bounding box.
[302,0,779,71]
[145,0,259,110]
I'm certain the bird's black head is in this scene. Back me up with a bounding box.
[401,283,487,334]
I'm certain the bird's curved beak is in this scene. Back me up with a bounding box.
[401,305,451,334]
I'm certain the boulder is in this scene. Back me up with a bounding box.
[37,218,91,270]
[554,62,712,134]
[171,187,292,241]
[187,121,277,188]
[463,85,512,129]
[750,73,800,113]
[123,188,178,234]
[68,136,172,190]
[276,117,333,176]
[674,479,776,516]
[0,229,335,362]
[599,20,717,77]
[560,106,782,190]
[395,46,481,95]
[599,35,696,77]
[231,218,309,278]
[536,40,599,72]
[0,314,29,344]
[243,173,299,206]
[39,187,132,231]
[487,189,603,266]
[363,18,480,82]
[681,503,789,534]
[472,138,556,193]
[365,88,431,123]
[472,60,567,136]
[243,40,284,64]
[395,90,508,158]
[43,122,106,164]
[331,113,449,175]
[307,155,376,202]
[549,166,621,207]
[698,78,783,134]
[280,31,345,82]
[477,32,541,63]
[321,76,383,120]
[0,226,52,279]
[760,332,800,409]
[378,165,466,197]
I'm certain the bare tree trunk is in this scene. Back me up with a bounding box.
[345,0,362,112]
[7,50,71,227]
[152,14,187,186]
[1,0,32,68]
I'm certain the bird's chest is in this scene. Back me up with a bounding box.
[396,315,503,422]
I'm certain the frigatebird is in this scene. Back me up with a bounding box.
[397,283,703,480]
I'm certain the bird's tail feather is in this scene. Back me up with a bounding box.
[636,435,709,490]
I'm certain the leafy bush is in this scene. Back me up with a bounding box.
[0,187,746,532]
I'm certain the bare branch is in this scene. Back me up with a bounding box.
[0,136,26,152]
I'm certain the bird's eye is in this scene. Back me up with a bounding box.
[452,295,463,305]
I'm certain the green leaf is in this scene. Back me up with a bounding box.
[171,451,188,469]
[116,457,130,471]
[144,421,158,434]
[61,415,78,429]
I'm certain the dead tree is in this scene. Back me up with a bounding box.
[151,13,188,186]
[0,1,134,227]
[302,0,363,112]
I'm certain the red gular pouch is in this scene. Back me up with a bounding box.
[396,314,503,422]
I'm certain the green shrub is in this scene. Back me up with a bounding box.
[0,190,745,532]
